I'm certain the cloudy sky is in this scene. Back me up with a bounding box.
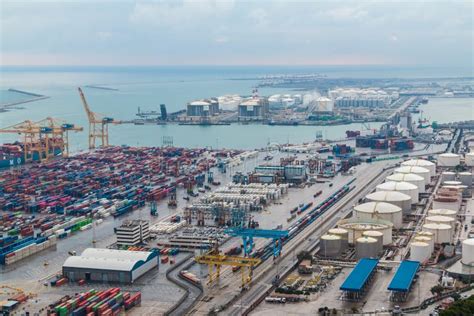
[1,0,472,66]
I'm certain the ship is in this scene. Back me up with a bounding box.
[0,142,63,168]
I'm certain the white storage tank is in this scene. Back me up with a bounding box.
[443,180,462,186]
[432,196,460,212]
[386,173,425,193]
[410,241,431,263]
[355,236,379,260]
[461,239,474,266]
[362,230,383,254]
[376,181,419,204]
[425,215,456,226]
[459,172,472,188]
[401,159,436,177]
[441,172,456,182]
[422,223,453,244]
[327,228,349,251]
[465,153,474,167]
[365,191,412,214]
[394,166,431,185]
[438,153,460,167]
[414,236,434,253]
[428,209,457,218]
[319,234,342,258]
[353,202,403,228]
[338,219,393,245]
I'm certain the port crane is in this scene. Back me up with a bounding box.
[195,245,261,288]
[35,117,83,158]
[224,228,289,258]
[78,87,120,149]
[0,120,43,163]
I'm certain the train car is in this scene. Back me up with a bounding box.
[179,270,201,285]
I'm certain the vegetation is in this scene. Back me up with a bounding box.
[430,285,445,296]
[296,250,312,262]
[439,294,474,316]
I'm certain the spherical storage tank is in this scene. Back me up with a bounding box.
[327,228,348,251]
[376,181,419,203]
[338,218,393,245]
[422,223,452,244]
[319,234,341,257]
[425,215,456,226]
[354,202,403,228]
[438,153,460,167]
[410,241,431,263]
[461,239,474,266]
[441,172,456,182]
[402,159,436,177]
[465,153,474,167]
[386,173,425,193]
[362,230,383,254]
[459,172,473,188]
[394,166,431,185]
[428,209,457,218]
[365,191,412,214]
[355,237,379,260]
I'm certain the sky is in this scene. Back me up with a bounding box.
[0,0,473,66]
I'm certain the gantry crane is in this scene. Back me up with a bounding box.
[195,250,261,288]
[35,117,83,158]
[0,120,43,163]
[78,87,120,149]
[225,228,289,258]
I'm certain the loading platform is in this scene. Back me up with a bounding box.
[387,260,420,302]
[340,258,379,300]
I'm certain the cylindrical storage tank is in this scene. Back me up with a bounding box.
[327,228,349,251]
[414,236,434,253]
[443,180,462,186]
[319,234,342,258]
[362,230,383,254]
[461,239,474,266]
[428,209,457,218]
[432,196,460,212]
[425,215,456,226]
[365,191,412,214]
[376,181,419,203]
[338,219,393,245]
[353,202,403,228]
[410,241,431,263]
[355,237,379,260]
[386,173,425,193]
[441,172,456,182]
[459,172,473,188]
[438,153,460,167]
[394,166,431,185]
[402,159,436,177]
[422,223,452,244]
[465,153,474,167]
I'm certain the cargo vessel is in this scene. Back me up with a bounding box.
[0,142,63,168]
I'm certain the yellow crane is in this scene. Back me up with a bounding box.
[35,117,83,158]
[195,251,261,288]
[0,120,44,163]
[78,87,120,149]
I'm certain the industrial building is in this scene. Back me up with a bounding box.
[238,97,269,121]
[186,99,219,118]
[253,165,307,183]
[62,248,158,283]
[116,220,150,246]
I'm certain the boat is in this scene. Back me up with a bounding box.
[0,142,63,168]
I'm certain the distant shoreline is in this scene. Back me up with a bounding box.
[1,89,50,110]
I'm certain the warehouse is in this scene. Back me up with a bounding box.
[62,248,158,283]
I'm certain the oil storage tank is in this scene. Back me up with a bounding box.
[428,209,457,218]
[376,181,419,203]
[422,223,452,244]
[355,237,379,260]
[327,228,349,251]
[353,202,403,228]
[465,153,474,167]
[425,215,456,226]
[444,180,462,186]
[338,218,393,245]
[319,234,342,258]
[410,241,431,263]
[438,153,460,167]
[414,236,434,252]
[365,191,412,214]
[402,159,436,177]
[459,172,473,188]
[362,231,383,254]
[461,239,474,266]
[441,172,456,182]
[386,173,425,193]
[394,166,431,185]
[432,196,460,212]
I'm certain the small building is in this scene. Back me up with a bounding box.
[187,99,219,118]
[298,259,313,274]
[254,165,307,183]
[116,220,150,246]
[62,248,158,283]
[238,98,269,121]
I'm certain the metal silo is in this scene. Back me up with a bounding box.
[355,237,379,260]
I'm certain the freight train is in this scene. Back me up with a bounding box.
[179,270,201,286]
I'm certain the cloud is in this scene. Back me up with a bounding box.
[214,36,229,44]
